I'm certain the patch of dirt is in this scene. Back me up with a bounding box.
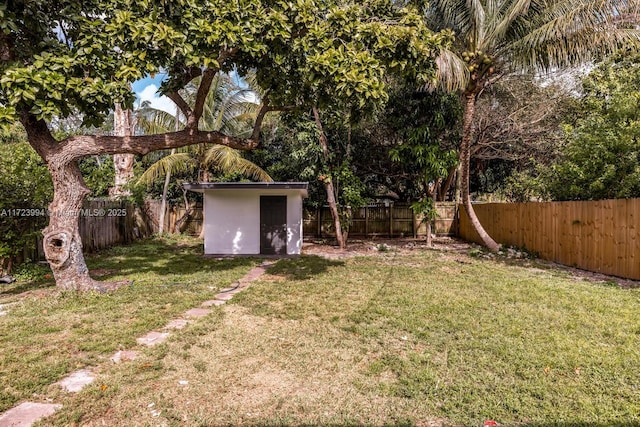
[302,236,640,289]
[302,236,469,259]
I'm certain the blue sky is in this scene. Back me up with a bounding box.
[132,73,177,115]
[131,70,257,116]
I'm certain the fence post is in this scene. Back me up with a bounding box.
[365,205,369,236]
[389,203,394,237]
[412,207,416,238]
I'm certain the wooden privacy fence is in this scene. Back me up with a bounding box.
[25,200,153,262]
[458,199,640,280]
[143,201,458,239]
[302,203,459,238]
[144,200,203,236]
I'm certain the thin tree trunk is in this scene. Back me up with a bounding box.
[111,103,135,197]
[158,148,174,235]
[461,94,500,252]
[438,166,458,201]
[160,109,182,235]
[313,106,345,249]
[175,188,194,233]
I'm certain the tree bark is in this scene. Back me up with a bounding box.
[19,117,122,291]
[461,93,500,252]
[313,107,345,250]
[111,103,135,198]
[42,162,104,290]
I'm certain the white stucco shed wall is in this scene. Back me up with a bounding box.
[203,188,305,255]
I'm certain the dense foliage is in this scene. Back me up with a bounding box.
[0,0,448,127]
[543,52,640,200]
[0,139,52,271]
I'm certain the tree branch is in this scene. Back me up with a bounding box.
[190,68,217,128]
[166,92,193,121]
[58,129,260,163]
[251,96,297,141]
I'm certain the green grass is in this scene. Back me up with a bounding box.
[0,235,259,414]
[235,252,640,426]
[3,241,640,426]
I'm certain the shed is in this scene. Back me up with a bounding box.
[183,182,309,256]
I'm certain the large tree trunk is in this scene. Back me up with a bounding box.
[312,107,345,249]
[111,104,135,197]
[42,162,105,291]
[23,119,121,291]
[461,94,500,252]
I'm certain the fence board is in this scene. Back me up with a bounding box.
[458,199,640,280]
[22,200,152,263]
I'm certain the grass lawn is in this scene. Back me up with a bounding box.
[0,235,260,415]
[2,237,640,426]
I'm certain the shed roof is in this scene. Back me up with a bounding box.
[183,182,308,195]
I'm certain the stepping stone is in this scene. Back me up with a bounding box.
[184,308,210,318]
[136,331,169,347]
[0,402,62,427]
[214,293,234,301]
[201,299,226,307]
[164,319,189,329]
[110,350,139,364]
[58,369,95,393]
[0,304,6,316]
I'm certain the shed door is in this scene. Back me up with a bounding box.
[260,196,287,255]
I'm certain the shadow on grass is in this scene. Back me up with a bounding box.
[84,236,258,281]
[1,236,259,297]
[0,279,55,297]
[265,255,345,281]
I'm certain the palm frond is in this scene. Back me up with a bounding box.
[467,0,487,47]
[485,0,533,48]
[137,152,196,186]
[427,47,471,91]
[507,0,640,71]
[137,107,181,135]
[424,0,472,34]
[203,145,272,182]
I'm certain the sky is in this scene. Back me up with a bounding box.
[131,73,178,115]
[130,70,257,116]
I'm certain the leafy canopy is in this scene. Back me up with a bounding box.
[1,0,450,129]
[544,51,640,200]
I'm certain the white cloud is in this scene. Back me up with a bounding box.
[135,84,178,115]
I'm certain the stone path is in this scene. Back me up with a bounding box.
[0,261,274,426]
[0,402,62,427]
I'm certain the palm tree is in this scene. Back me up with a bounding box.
[137,72,272,233]
[419,0,640,251]
[137,72,271,185]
